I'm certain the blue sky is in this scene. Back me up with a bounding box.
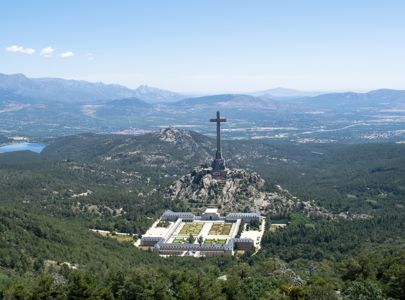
[1,0,405,93]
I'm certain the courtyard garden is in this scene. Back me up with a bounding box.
[208,223,232,235]
[172,237,188,244]
[178,223,203,235]
[203,238,227,245]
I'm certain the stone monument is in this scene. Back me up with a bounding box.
[210,111,227,177]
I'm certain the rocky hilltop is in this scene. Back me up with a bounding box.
[42,127,375,219]
[166,166,370,219]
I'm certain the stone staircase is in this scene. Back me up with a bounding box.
[216,180,226,194]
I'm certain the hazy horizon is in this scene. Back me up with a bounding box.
[2,72,396,95]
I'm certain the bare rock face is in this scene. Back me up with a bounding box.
[158,127,191,144]
[166,167,370,219]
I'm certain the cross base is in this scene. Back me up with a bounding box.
[211,158,226,172]
[211,169,228,179]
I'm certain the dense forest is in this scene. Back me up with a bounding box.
[1,134,404,299]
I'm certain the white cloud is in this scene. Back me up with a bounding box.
[6,45,35,55]
[60,51,74,58]
[40,46,55,57]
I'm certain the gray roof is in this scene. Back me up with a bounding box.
[233,238,254,243]
[141,236,164,241]
[156,243,229,251]
[162,210,195,218]
[226,212,260,219]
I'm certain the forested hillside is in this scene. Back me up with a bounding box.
[1,131,404,299]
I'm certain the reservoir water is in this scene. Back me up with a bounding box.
[0,143,46,154]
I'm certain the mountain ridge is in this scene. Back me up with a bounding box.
[2,73,405,142]
[133,85,185,103]
[2,72,404,105]
[172,93,279,109]
[252,87,324,99]
[0,73,184,104]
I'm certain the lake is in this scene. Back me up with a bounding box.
[0,143,46,154]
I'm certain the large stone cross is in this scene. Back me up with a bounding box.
[210,111,227,172]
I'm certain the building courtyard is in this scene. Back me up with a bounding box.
[137,208,265,257]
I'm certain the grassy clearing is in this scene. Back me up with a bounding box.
[109,234,134,243]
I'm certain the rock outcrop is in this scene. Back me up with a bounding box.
[167,167,308,215]
[158,127,193,145]
[166,167,369,219]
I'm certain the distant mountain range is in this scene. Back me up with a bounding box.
[4,72,403,107]
[174,94,278,109]
[133,85,184,103]
[251,87,324,99]
[297,89,405,109]
[0,73,328,106]
[0,73,184,104]
[1,72,405,142]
